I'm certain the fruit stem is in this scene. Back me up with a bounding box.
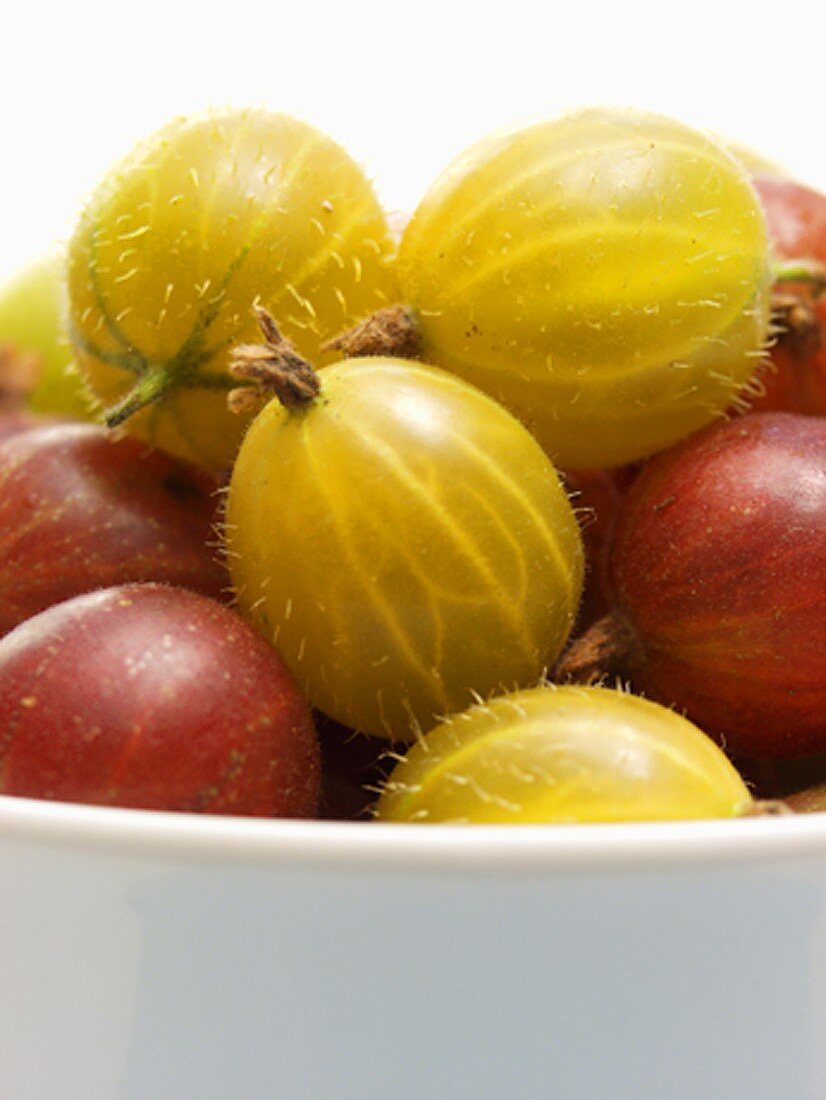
[773,258,826,295]
[785,784,826,813]
[323,305,423,360]
[770,291,822,357]
[739,799,795,817]
[104,365,175,428]
[553,612,637,684]
[228,306,321,414]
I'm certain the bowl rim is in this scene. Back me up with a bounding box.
[2,793,826,873]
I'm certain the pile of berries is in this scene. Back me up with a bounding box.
[0,106,823,825]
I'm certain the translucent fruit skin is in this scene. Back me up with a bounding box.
[398,108,771,469]
[610,413,826,758]
[375,684,751,824]
[0,255,92,420]
[0,584,320,816]
[68,109,397,471]
[225,357,584,741]
[749,175,826,417]
[0,423,228,635]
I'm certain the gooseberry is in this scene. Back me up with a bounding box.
[0,423,227,635]
[0,584,319,815]
[749,175,826,417]
[67,108,397,471]
[342,108,772,469]
[559,413,826,758]
[0,254,93,420]
[224,313,584,740]
[375,684,752,824]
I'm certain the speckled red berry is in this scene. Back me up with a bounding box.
[0,584,320,816]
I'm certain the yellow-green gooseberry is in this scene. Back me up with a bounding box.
[390,107,772,469]
[375,684,753,823]
[67,108,397,471]
[224,335,584,741]
[0,254,93,420]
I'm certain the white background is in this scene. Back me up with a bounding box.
[2,0,825,284]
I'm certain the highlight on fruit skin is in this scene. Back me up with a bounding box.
[67,108,397,471]
[560,412,826,760]
[374,683,753,824]
[716,135,788,179]
[0,583,321,817]
[224,342,584,742]
[392,107,772,470]
[0,422,229,636]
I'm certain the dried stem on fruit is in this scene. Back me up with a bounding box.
[323,305,423,360]
[228,306,321,413]
[770,291,822,358]
[739,799,795,817]
[785,784,826,813]
[553,612,638,684]
[772,258,826,295]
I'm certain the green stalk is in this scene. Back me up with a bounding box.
[773,258,826,293]
[104,365,175,428]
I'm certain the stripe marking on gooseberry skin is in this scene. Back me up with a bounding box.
[332,360,581,613]
[306,409,557,689]
[424,421,580,603]
[441,224,752,309]
[299,426,454,717]
[336,418,548,661]
[564,412,826,759]
[427,130,732,254]
[280,201,386,301]
[396,108,772,469]
[376,685,752,824]
[226,356,583,740]
[75,229,261,392]
[335,396,580,634]
[416,125,759,266]
[69,109,397,470]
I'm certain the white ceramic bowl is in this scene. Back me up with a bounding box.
[2,797,826,1100]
